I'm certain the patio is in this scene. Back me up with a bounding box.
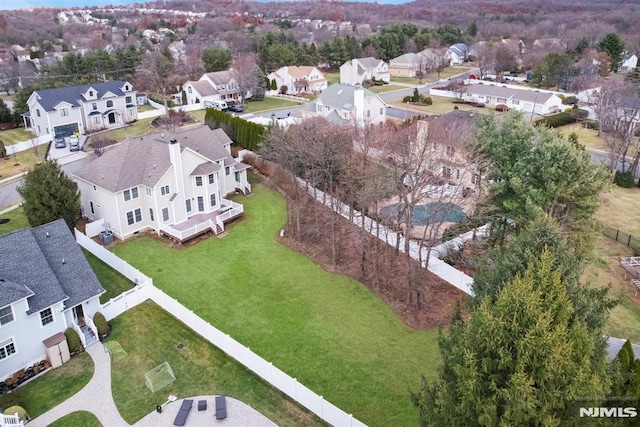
[159,199,243,243]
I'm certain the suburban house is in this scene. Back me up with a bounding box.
[24,81,138,138]
[182,71,240,105]
[447,43,469,65]
[0,219,105,382]
[267,66,327,95]
[339,57,390,85]
[620,53,638,73]
[72,124,251,242]
[389,53,424,78]
[302,83,387,127]
[460,84,562,115]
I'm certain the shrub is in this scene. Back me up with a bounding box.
[403,95,412,103]
[423,96,433,105]
[535,108,589,128]
[3,406,27,421]
[0,393,21,410]
[64,327,82,353]
[614,170,635,188]
[93,312,109,337]
[561,95,578,105]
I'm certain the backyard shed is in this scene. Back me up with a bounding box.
[43,333,70,369]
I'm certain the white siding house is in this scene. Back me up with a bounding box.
[182,70,240,105]
[73,125,251,242]
[462,84,563,115]
[339,57,390,85]
[267,66,327,95]
[0,220,105,382]
[302,83,387,127]
[24,81,137,138]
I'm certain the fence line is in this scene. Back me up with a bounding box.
[602,225,640,252]
[75,229,367,427]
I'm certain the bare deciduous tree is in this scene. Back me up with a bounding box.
[231,53,262,104]
[135,50,177,117]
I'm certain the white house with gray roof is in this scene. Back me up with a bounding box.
[302,83,387,127]
[458,84,563,115]
[24,81,137,139]
[0,219,105,382]
[339,57,390,85]
[182,70,240,105]
[72,125,251,242]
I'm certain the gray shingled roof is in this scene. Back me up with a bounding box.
[311,83,379,111]
[187,80,217,97]
[190,162,221,176]
[465,85,555,104]
[74,125,234,192]
[390,53,420,64]
[356,57,383,69]
[34,80,132,112]
[0,219,104,315]
[203,70,234,85]
[449,43,469,57]
[0,280,33,308]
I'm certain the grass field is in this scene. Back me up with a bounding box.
[367,84,405,94]
[83,250,133,303]
[0,127,35,145]
[597,185,640,236]
[0,150,39,181]
[85,118,155,145]
[137,104,157,113]
[12,352,93,419]
[112,181,440,427]
[0,207,29,233]
[324,72,340,85]
[389,94,482,116]
[108,301,325,426]
[48,411,102,427]
[556,123,606,151]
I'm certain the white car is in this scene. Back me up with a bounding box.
[68,135,80,152]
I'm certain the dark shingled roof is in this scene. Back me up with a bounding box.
[0,280,33,308]
[33,81,132,112]
[0,219,104,314]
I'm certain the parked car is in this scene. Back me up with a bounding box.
[68,135,80,152]
[54,137,66,148]
[475,102,485,108]
[495,104,509,112]
[227,104,244,113]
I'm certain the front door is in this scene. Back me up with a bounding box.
[73,305,85,326]
[108,112,116,124]
[197,196,204,212]
[235,171,240,183]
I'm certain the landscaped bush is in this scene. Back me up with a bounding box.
[93,312,109,338]
[64,328,82,353]
[0,392,21,409]
[147,93,176,108]
[204,109,265,151]
[423,96,433,105]
[614,170,635,188]
[3,405,27,421]
[535,108,588,128]
[561,95,578,105]
[403,95,412,103]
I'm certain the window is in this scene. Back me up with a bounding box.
[208,173,215,184]
[92,116,101,125]
[91,102,97,111]
[210,193,217,207]
[125,96,132,104]
[106,100,114,108]
[472,173,481,185]
[162,207,169,222]
[36,108,41,117]
[456,169,460,180]
[128,108,135,117]
[512,99,520,105]
[497,97,507,103]
[89,90,94,97]
[126,208,142,225]
[149,208,154,221]
[0,306,14,326]
[60,108,69,117]
[445,146,455,157]
[146,187,152,196]
[90,201,94,214]
[188,87,192,94]
[380,108,383,115]
[366,110,370,118]
[225,166,230,176]
[443,166,452,179]
[0,338,16,360]
[186,199,192,213]
[197,196,204,212]
[195,176,203,187]
[123,188,139,201]
[160,185,170,196]
[40,308,54,326]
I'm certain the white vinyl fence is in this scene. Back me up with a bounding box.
[75,229,367,427]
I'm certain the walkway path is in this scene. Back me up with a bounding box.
[28,342,279,427]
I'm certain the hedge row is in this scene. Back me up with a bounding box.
[535,108,589,128]
[204,108,264,152]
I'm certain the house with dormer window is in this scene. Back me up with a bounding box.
[0,219,105,382]
[73,124,251,242]
[267,66,327,95]
[182,70,240,105]
[23,81,137,138]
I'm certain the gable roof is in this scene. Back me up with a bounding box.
[449,43,469,57]
[73,125,233,192]
[465,84,556,104]
[390,53,420,64]
[356,57,383,69]
[187,80,217,97]
[33,81,132,112]
[286,66,318,79]
[0,219,104,314]
[203,70,235,85]
[310,83,380,111]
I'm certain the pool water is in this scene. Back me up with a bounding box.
[379,202,466,225]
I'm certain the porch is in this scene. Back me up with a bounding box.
[159,199,244,243]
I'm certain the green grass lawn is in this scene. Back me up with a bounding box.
[137,104,157,113]
[391,76,423,85]
[555,123,606,151]
[112,181,441,427]
[48,411,102,427]
[12,352,93,419]
[367,84,405,94]
[83,250,133,303]
[389,94,482,116]
[0,207,29,233]
[0,150,39,182]
[0,127,36,145]
[244,97,303,113]
[324,72,340,85]
[597,185,640,237]
[85,118,155,145]
[108,301,325,426]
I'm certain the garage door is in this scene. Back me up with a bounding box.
[53,123,79,138]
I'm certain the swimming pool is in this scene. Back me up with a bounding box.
[379,202,466,225]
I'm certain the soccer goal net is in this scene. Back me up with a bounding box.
[144,361,176,393]
[104,341,128,363]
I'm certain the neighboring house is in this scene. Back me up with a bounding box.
[0,219,105,382]
[136,93,148,105]
[447,43,469,65]
[10,44,30,63]
[339,57,390,85]
[620,53,638,73]
[267,66,327,95]
[389,53,424,78]
[73,124,251,242]
[182,71,240,105]
[531,38,567,54]
[24,81,137,138]
[302,83,387,127]
[462,84,562,115]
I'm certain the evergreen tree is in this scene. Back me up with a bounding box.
[412,249,611,426]
[17,161,80,230]
[0,99,12,123]
[201,47,233,73]
[598,33,626,72]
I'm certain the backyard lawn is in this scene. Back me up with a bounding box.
[0,127,35,145]
[597,185,640,237]
[85,118,155,145]
[113,180,441,427]
[83,250,133,303]
[0,150,39,182]
[389,94,480,116]
[0,207,29,233]
[107,301,325,426]
[324,72,340,85]
[367,84,405,94]
[48,411,102,427]
[556,123,606,151]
